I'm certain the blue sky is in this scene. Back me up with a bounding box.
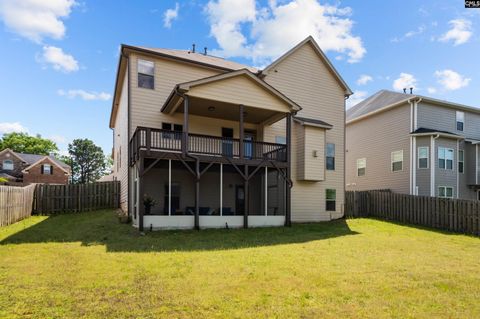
[0,0,478,156]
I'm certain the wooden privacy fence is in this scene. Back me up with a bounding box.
[0,184,36,226]
[345,190,480,236]
[33,181,120,214]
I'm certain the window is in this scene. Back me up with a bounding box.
[164,183,180,214]
[391,150,403,172]
[438,186,453,198]
[357,158,366,176]
[458,150,464,173]
[138,59,154,89]
[2,159,13,171]
[326,189,336,211]
[456,111,464,131]
[418,147,429,169]
[438,147,454,170]
[42,164,52,175]
[326,143,335,170]
[275,136,286,145]
[162,122,183,140]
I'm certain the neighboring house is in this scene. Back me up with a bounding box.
[110,36,352,230]
[0,148,71,185]
[346,90,480,200]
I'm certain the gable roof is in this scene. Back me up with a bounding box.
[0,148,70,169]
[21,156,71,175]
[347,89,480,124]
[162,69,302,113]
[347,90,412,122]
[0,148,26,162]
[261,36,353,96]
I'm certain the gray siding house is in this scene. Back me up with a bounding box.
[346,90,480,200]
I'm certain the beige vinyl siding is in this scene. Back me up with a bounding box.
[346,102,411,194]
[113,68,129,211]
[263,41,346,221]
[129,53,220,138]
[187,75,291,113]
[297,126,325,181]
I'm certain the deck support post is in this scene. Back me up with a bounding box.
[220,163,223,216]
[285,113,292,227]
[239,104,244,159]
[138,155,145,231]
[194,158,200,230]
[182,95,189,157]
[244,164,249,228]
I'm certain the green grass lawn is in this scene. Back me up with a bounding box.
[0,211,479,319]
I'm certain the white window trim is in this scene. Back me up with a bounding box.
[2,159,14,171]
[137,59,155,90]
[356,158,366,177]
[458,149,464,174]
[456,111,465,131]
[391,150,404,172]
[438,147,454,170]
[438,186,454,198]
[43,164,52,175]
[418,146,429,169]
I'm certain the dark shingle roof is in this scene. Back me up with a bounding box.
[16,152,70,169]
[347,90,412,121]
[293,116,332,128]
[411,128,461,136]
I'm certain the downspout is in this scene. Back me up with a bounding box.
[431,134,440,196]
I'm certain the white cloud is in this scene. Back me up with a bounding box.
[0,0,76,43]
[356,74,373,86]
[391,25,426,42]
[39,46,79,72]
[163,3,179,28]
[205,0,365,64]
[393,73,417,91]
[439,19,472,46]
[434,69,470,91]
[0,122,28,134]
[57,89,111,101]
[427,87,437,94]
[346,90,368,109]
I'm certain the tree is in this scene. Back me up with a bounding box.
[68,139,107,184]
[0,132,58,155]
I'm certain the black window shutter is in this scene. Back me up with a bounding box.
[51,165,54,175]
[41,165,44,174]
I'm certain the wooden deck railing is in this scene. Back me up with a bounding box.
[129,127,287,164]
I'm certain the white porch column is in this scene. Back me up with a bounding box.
[168,159,172,216]
[264,166,268,216]
[220,163,223,216]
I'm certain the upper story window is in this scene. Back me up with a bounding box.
[42,164,53,175]
[456,111,464,131]
[391,150,403,172]
[138,59,154,89]
[2,159,13,171]
[326,143,335,170]
[418,147,429,169]
[438,147,454,170]
[458,150,464,173]
[357,158,366,177]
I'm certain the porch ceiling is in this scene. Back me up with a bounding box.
[181,96,281,124]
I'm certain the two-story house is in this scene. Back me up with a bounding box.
[110,36,352,230]
[346,90,480,200]
[0,148,71,185]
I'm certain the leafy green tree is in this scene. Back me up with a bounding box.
[68,139,107,184]
[0,132,58,155]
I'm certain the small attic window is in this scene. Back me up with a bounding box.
[42,164,53,175]
[2,159,13,171]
